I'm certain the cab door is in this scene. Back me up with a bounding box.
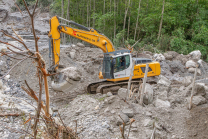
[113,54,132,79]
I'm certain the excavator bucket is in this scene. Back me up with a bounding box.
[51,72,79,93]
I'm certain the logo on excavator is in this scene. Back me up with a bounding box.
[73,31,77,36]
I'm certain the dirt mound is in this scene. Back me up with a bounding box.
[186,105,208,139]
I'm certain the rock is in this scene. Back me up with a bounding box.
[142,83,154,104]
[122,108,134,118]
[104,107,110,113]
[145,111,152,117]
[194,83,206,96]
[168,60,185,74]
[179,86,185,91]
[188,68,201,76]
[116,112,129,126]
[107,92,113,97]
[175,54,188,65]
[4,75,10,80]
[157,75,171,87]
[77,42,85,48]
[192,96,206,106]
[69,49,76,59]
[160,61,172,76]
[118,88,127,99]
[186,60,196,68]
[153,53,165,62]
[71,44,76,47]
[182,76,193,87]
[163,53,173,60]
[189,50,201,60]
[104,96,116,104]
[155,99,171,108]
[61,67,81,81]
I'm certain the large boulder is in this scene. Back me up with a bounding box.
[69,49,76,59]
[142,83,154,105]
[168,60,185,74]
[122,108,134,118]
[77,42,85,48]
[188,68,201,76]
[182,76,193,87]
[116,112,129,126]
[189,50,201,60]
[160,61,172,76]
[175,54,188,65]
[186,60,197,68]
[192,96,206,106]
[153,53,165,62]
[61,67,81,81]
[118,88,127,100]
[157,75,171,87]
[163,51,179,60]
[194,83,206,96]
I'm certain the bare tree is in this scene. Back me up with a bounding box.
[114,0,116,39]
[134,0,142,41]
[157,0,165,40]
[123,0,131,42]
[93,0,95,28]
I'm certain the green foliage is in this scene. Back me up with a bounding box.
[47,0,208,60]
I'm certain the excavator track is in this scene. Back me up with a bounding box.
[86,80,142,94]
[86,78,158,94]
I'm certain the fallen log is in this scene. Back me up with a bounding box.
[0,113,20,116]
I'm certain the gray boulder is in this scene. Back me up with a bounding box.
[116,112,129,126]
[189,50,201,60]
[157,75,171,87]
[77,42,85,48]
[186,60,196,68]
[118,88,127,100]
[122,108,134,118]
[194,83,206,96]
[142,83,154,105]
[188,68,201,76]
[155,99,171,108]
[192,96,206,106]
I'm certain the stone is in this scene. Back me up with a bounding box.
[116,112,129,126]
[182,76,193,87]
[189,50,201,60]
[69,49,76,59]
[155,99,171,108]
[122,108,134,118]
[107,92,113,97]
[104,96,116,104]
[168,60,185,74]
[145,111,152,117]
[111,110,116,114]
[118,88,127,100]
[4,75,10,80]
[188,68,201,76]
[61,67,81,81]
[153,53,165,62]
[194,83,206,96]
[157,75,171,87]
[175,54,188,65]
[104,107,110,113]
[77,42,85,48]
[186,60,196,68]
[142,83,154,104]
[192,96,206,106]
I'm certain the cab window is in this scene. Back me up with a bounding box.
[113,55,130,73]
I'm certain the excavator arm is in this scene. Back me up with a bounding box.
[48,16,115,71]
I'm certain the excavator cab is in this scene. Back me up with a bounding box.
[101,50,132,80]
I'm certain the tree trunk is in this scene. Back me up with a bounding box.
[123,0,131,42]
[103,0,105,31]
[134,0,141,41]
[127,2,131,39]
[114,0,116,39]
[67,0,70,20]
[87,3,89,27]
[61,0,65,44]
[89,0,91,27]
[157,0,165,40]
[93,0,95,28]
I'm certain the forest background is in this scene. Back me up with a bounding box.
[16,0,208,61]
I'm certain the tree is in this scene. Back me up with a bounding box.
[134,0,141,41]
[158,0,165,40]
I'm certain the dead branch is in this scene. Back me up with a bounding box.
[127,118,135,139]
[1,30,29,50]
[14,3,23,16]
[189,66,198,110]
[0,52,23,60]
[0,40,24,51]
[22,0,39,52]
[0,55,31,79]
[33,71,43,138]
[11,26,24,42]
[0,113,20,116]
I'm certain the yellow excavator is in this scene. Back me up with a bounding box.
[48,16,161,94]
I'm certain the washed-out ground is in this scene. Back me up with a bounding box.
[1,2,208,139]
